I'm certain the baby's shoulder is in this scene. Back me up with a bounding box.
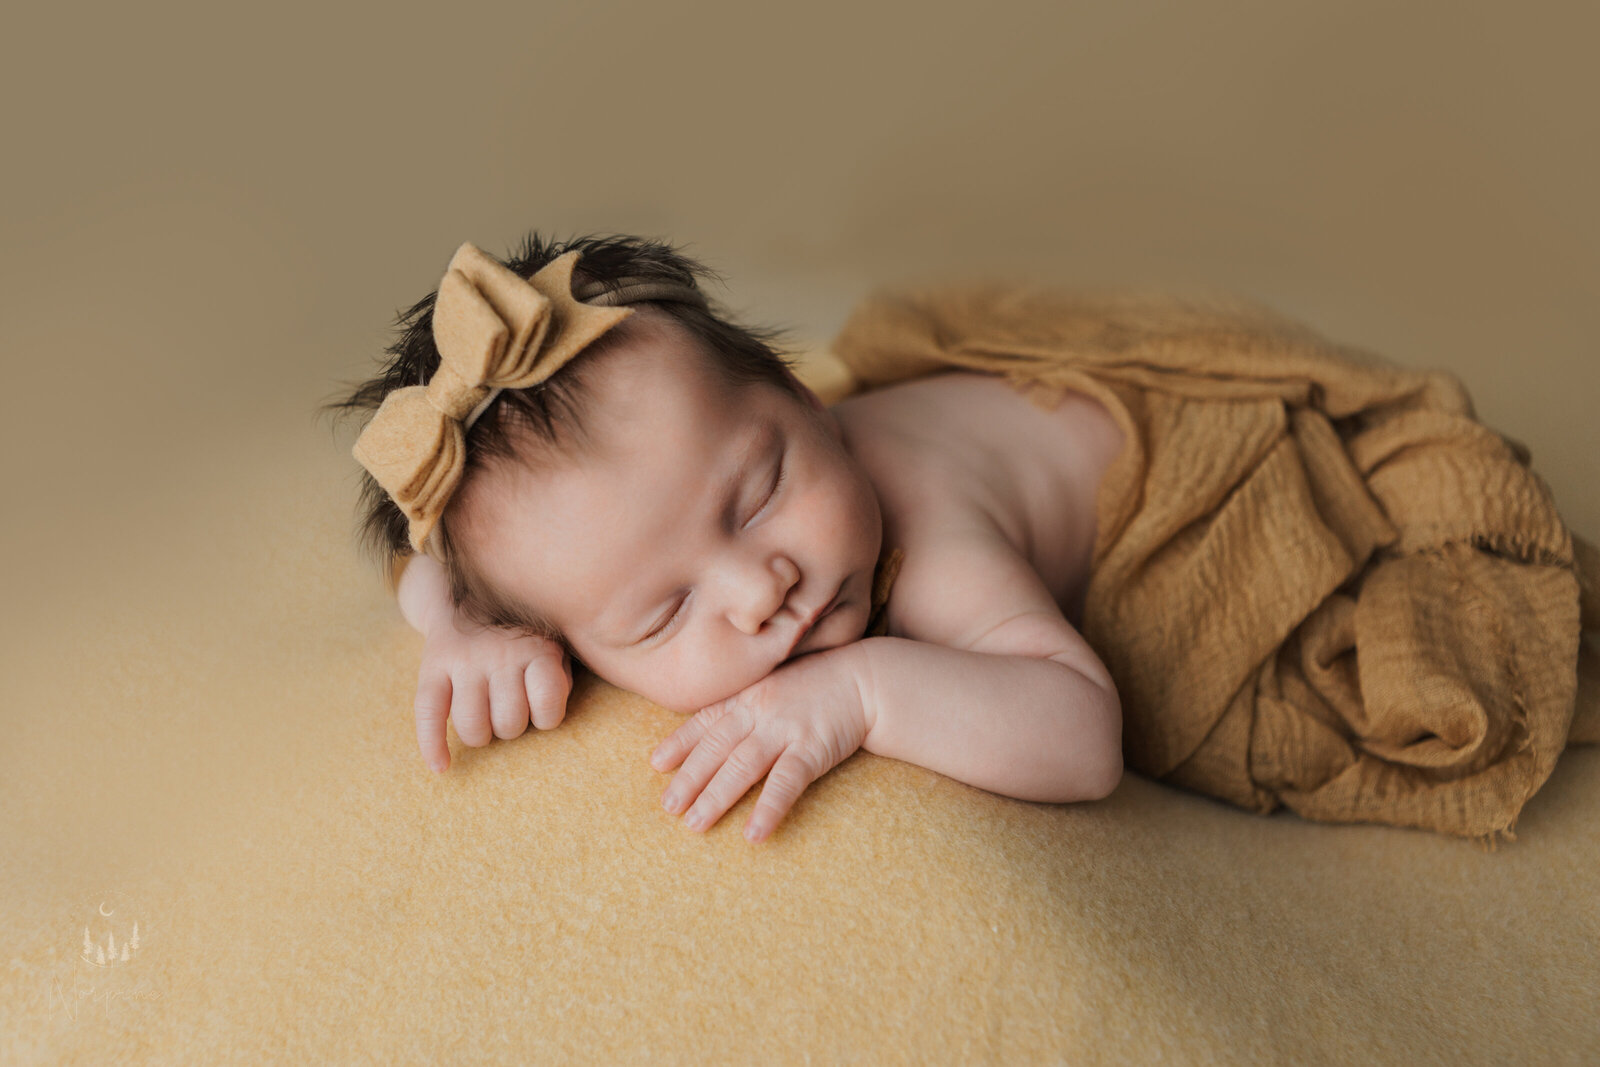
[867,486,1112,684]
[831,375,1010,544]
[832,368,1116,644]
[833,384,1047,641]
[830,371,1023,496]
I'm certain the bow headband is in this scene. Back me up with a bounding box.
[352,241,707,559]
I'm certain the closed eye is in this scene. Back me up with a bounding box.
[636,452,788,647]
[744,453,787,528]
[640,595,687,644]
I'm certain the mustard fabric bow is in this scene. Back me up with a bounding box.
[352,243,634,556]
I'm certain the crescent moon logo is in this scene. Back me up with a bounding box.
[80,892,143,969]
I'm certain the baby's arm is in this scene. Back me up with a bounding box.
[856,634,1121,802]
[855,530,1121,801]
[651,530,1121,842]
[395,552,574,773]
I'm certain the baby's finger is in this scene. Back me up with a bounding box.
[488,667,532,741]
[450,672,493,747]
[742,748,822,843]
[659,711,749,814]
[415,669,453,774]
[525,652,571,732]
[650,703,727,772]
[682,734,782,833]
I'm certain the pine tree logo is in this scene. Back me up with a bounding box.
[79,893,143,969]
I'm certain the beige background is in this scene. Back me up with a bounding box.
[3,1,1596,1061]
[4,1,1595,614]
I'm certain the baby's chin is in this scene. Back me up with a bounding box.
[815,596,873,651]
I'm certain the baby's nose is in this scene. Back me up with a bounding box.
[727,555,799,636]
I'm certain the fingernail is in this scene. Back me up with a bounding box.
[744,824,762,843]
[650,752,664,770]
[662,791,681,813]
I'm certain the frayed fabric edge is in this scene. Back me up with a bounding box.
[1472,815,1520,853]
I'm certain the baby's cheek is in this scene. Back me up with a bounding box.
[679,658,772,714]
[835,460,882,535]
[613,636,773,715]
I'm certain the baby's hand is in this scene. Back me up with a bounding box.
[414,612,572,774]
[650,644,870,844]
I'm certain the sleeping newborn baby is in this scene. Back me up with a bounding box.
[335,231,1124,845]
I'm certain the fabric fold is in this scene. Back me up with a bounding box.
[827,282,1594,841]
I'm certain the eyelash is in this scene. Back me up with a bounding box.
[639,458,788,644]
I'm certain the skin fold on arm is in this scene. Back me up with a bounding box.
[856,635,1123,804]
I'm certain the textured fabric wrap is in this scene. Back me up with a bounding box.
[827,281,1598,841]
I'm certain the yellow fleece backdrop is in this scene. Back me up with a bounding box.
[3,2,1596,1064]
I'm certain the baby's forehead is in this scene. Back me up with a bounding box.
[473,372,778,523]
[577,345,800,453]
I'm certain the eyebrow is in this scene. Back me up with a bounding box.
[602,421,780,646]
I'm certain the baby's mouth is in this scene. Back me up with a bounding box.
[786,584,844,660]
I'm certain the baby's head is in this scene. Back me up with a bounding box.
[333,232,883,712]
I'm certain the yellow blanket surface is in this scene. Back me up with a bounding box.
[828,282,1600,842]
[7,344,1597,1064]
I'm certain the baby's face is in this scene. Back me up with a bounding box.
[449,317,884,713]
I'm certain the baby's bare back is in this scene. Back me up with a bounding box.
[830,370,1125,631]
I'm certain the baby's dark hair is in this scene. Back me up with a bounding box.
[322,231,806,656]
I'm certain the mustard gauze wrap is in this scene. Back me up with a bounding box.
[828,282,1600,842]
